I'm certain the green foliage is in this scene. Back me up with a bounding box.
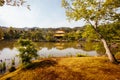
[1,26,84,42]
[62,0,120,36]
[64,32,75,41]
[0,0,30,10]
[17,39,38,68]
[75,30,83,40]
[82,25,99,42]
[64,29,83,41]
[2,62,6,70]
[45,31,55,42]
[98,22,120,42]
[18,39,32,46]
[62,0,98,21]
[93,42,105,55]
[0,61,6,71]
[3,27,21,40]
[81,22,120,42]
[31,31,44,42]
[8,58,16,72]
[62,0,119,63]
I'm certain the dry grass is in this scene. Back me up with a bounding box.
[0,57,120,80]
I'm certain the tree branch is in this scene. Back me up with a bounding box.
[86,19,103,39]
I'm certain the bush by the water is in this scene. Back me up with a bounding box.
[17,39,38,69]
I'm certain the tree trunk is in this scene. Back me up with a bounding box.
[87,20,118,63]
[101,38,118,63]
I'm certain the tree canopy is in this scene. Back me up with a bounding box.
[62,0,120,63]
[62,0,120,26]
[0,0,30,10]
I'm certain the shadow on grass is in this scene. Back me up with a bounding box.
[117,60,120,64]
[24,59,57,69]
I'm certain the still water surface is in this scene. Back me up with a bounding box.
[0,41,98,60]
[0,41,98,73]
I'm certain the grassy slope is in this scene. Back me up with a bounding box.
[0,57,120,80]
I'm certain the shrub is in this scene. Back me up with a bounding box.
[17,39,38,69]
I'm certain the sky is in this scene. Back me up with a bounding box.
[0,0,85,28]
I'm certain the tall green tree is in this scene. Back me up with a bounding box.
[62,0,120,63]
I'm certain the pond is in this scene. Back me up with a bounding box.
[0,41,101,74]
